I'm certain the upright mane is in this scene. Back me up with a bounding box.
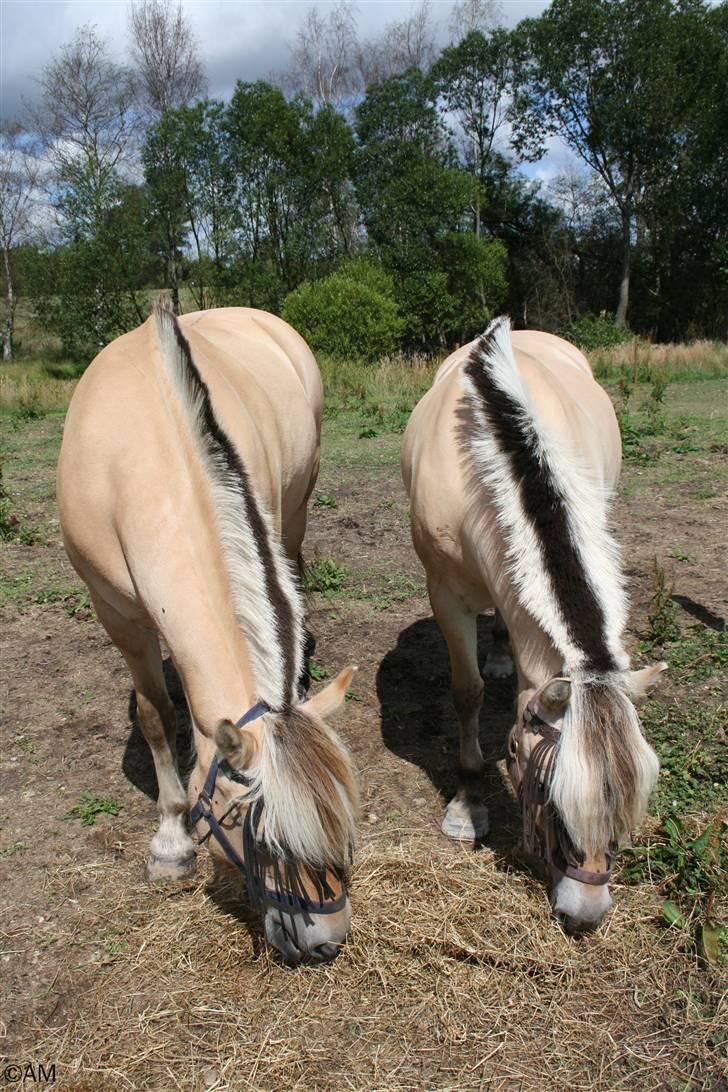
[460,317,658,851]
[460,315,628,675]
[154,299,305,708]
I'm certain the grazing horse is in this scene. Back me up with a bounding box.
[402,317,665,933]
[57,302,358,963]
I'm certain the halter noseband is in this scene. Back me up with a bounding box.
[507,709,613,886]
[190,701,349,939]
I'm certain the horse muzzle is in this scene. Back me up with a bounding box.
[264,897,352,964]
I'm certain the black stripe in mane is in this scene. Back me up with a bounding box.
[168,315,298,700]
[464,326,617,673]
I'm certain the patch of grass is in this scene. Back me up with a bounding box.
[666,625,728,682]
[307,660,329,682]
[0,367,77,418]
[591,339,728,384]
[643,700,727,815]
[0,841,26,856]
[303,557,349,595]
[312,492,338,509]
[620,813,727,963]
[63,792,123,827]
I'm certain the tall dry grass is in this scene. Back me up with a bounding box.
[590,338,728,383]
[0,369,77,417]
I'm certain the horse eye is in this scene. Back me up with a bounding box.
[508,736,518,755]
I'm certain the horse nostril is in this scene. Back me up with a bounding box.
[311,942,340,962]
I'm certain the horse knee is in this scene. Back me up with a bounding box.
[453,680,484,722]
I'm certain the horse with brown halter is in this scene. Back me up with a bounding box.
[402,317,665,933]
[58,301,358,963]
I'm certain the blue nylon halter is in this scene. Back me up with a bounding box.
[190,701,348,927]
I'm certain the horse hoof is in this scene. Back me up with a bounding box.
[441,802,489,842]
[147,852,196,882]
[482,654,514,679]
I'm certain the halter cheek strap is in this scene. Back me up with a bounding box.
[189,701,349,927]
[508,711,613,887]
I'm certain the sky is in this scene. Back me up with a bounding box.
[0,0,550,121]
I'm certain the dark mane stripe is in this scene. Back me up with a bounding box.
[167,313,298,701]
[464,325,617,673]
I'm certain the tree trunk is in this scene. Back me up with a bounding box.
[615,203,632,328]
[3,246,14,362]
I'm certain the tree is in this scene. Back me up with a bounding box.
[0,125,43,360]
[35,25,138,240]
[29,185,154,360]
[354,69,506,346]
[224,82,355,310]
[285,2,359,112]
[432,29,530,236]
[448,0,501,42]
[129,0,207,117]
[520,0,710,327]
[356,1,438,87]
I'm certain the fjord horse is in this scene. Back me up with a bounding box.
[58,302,357,963]
[402,317,665,933]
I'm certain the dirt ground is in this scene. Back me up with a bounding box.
[0,379,726,1090]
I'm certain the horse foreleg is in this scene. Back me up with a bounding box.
[483,609,514,679]
[428,581,489,842]
[91,594,195,881]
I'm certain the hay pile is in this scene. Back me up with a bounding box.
[33,835,726,1091]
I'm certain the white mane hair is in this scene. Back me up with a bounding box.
[154,300,304,708]
[246,705,358,868]
[550,676,660,853]
[460,317,659,849]
[460,315,629,674]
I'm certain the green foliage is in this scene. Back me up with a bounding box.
[0,458,17,540]
[353,68,508,350]
[63,791,122,826]
[312,493,338,509]
[303,558,349,595]
[282,260,403,362]
[28,185,152,362]
[643,560,680,650]
[621,814,727,960]
[565,312,633,350]
[642,700,727,815]
[307,660,329,682]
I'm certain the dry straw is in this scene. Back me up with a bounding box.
[28,834,726,1091]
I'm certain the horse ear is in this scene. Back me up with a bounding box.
[532,677,572,719]
[626,661,667,699]
[214,720,257,767]
[302,666,357,719]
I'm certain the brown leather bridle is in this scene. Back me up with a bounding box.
[507,709,613,886]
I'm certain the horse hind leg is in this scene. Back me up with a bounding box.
[91,593,195,881]
[428,581,489,842]
[483,609,514,679]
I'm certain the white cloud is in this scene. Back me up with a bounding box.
[1,0,550,120]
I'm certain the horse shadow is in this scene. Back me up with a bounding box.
[121,656,194,800]
[376,613,522,858]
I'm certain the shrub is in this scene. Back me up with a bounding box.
[282,260,404,363]
[565,311,633,350]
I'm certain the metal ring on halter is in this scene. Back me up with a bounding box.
[190,701,349,934]
[508,710,613,887]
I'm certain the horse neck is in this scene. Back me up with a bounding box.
[498,590,566,691]
[148,550,261,738]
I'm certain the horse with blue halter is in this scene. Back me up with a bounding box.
[58,301,358,963]
[402,317,665,933]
